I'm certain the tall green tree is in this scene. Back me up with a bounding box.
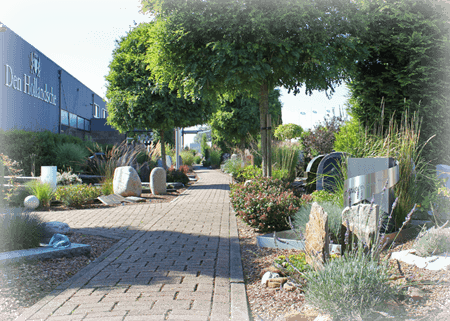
[347,0,450,164]
[142,0,368,176]
[209,88,282,152]
[105,22,213,168]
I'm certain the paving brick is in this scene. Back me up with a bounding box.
[17,168,250,321]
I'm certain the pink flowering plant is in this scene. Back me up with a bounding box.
[230,177,301,232]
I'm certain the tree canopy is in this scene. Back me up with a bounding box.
[105,22,214,167]
[209,89,282,151]
[347,0,450,163]
[141,0,369,175]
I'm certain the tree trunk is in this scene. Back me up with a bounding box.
[267,113,272,177]
[161,130,167,170]
[259,82,269,177]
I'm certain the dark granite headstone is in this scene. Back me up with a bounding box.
[316,152,347,192]
[305,155,325,193]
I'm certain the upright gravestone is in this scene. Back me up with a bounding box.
[305,155,325,194]
[150,167,166,195]
[166,155,173,168]
[316,152,347,192]
[344,158,399,232]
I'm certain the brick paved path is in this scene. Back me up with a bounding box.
[17,167,249,321]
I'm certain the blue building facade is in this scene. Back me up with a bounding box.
[1,23,124,145]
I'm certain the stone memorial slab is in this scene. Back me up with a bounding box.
[97,194,126,205]
[316,152,347,192]
[305,154,325,193]
[344,157,399,216]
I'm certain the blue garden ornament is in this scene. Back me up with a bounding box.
[48,234,71,248]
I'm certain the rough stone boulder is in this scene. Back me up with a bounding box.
[43,221,71,238]
[113,166,142,197]
[305,202,329,269]
[342,203,379,246]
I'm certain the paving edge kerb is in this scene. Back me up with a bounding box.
[229,205,251,321]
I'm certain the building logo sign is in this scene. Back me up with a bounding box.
[29,52,40,78]
[4,51,56,106]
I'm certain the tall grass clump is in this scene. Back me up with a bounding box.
[0,208,46,252]
[271,143,300,182]
[87,141,153,179]
[335,109,432,229]
[54,142,89,173]
[26,180,54,207]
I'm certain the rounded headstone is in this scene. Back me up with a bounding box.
[316,152,347,192]
[113,166,142,197]
[24,195,39,209]
[150,167,166,195]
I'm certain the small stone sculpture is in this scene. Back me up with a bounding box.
[150,167,166,195]
[24,195,39,209]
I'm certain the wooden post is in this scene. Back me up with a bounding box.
[267,114,272,177]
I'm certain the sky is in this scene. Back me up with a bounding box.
[1,0,350,146]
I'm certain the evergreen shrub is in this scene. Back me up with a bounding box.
[230,177,301,232]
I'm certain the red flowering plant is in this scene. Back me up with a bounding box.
[230,177,302,232]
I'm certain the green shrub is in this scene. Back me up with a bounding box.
[0,208,46,252]
[234,165,262,183]
[166,168,189,185]
[180,150,195,166]
[26,180,55,208]
[304,254,396,320]
[101,177,114,196]
[413,226,450,257]
[222,157,243,175]
[57,170,82,185]
[230,177,301,232]
[274,253,311,275]
[5,187,29,207]
[54,142,89,173]
[272,168,289,181]
[209,149,222,167]
[54,184,101,208]
[201,134,209,160]
[333,117,367,158]
[311,190,336,204]
[194,155,202,164]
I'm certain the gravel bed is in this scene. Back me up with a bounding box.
[0,233,118,321]
[236,217,450,320]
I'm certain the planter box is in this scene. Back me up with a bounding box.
[256,230,305,250]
